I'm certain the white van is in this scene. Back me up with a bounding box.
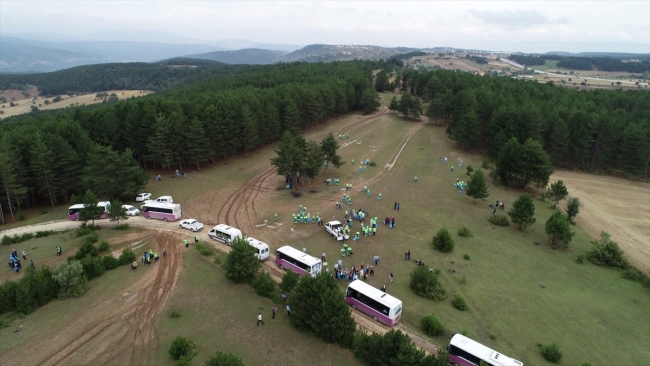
[155,196,174,204]
[208,224,243,245]
[246,237,270,261]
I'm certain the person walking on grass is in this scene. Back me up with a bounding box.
[271,306,277,319]
[322,252,326,262]
[286,305,291,317]
[257,313,265,326]
[22,250,26,260]
[381,283,387,292]
[407,249,411,260]
[389,273,394,283]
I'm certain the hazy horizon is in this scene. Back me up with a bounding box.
[1,1,649,54]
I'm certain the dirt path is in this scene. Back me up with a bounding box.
[551,171,650,271]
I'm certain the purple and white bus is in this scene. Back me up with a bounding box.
[68,201,111,221]
[448,334,523,366]
[275,246,322,277]
[142,201,182,222]
[345,280,402,326]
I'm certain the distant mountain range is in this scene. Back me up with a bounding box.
[186,48,287,64]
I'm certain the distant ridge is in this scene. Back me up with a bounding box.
[546,51,650,60]
[185,49,287,65]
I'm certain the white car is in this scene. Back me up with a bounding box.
[136,193,152,202]
[122,205,140,216]
[179,219,204,232]
[325,221,349,241]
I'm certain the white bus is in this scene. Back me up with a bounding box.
[345,280,402,326]
[447,334,523,366]
[142,202,182,222]
[68,201,111,221]
[275,246,322,277]
[246,237,270,261]
[208,224,243,245]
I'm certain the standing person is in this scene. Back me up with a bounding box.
[163,248,167,256]
[184,239,189,248]
[30,260,36,269]
[271,306,277,319]
[414,176,418,182]
[373,255,379,266]
[404,251,408,260]
[322,252,326,262]
[22,250,26,260]
[389,273,394,283]
[381,283,387,292]
[407,250,411,260]
[274,213,278,222]
[286,305,291,317]
[194,235,199,243]
[257,313,265,326]
[281,292,287,303]
[56,246,62,256]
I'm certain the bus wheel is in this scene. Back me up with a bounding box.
[372,316,378,322]
[163,218,168,222]
[351,304,357,310]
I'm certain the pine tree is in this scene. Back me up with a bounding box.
[508,193,536,230]
[388,96,399,113]
[147,113,174,170]
[466,169,490,202]
[261,102,281,144]
[432,228,455,253]
[282,100,302,136]
[320,133,344,175]
[360,87,380,115]
[425,97,444,125]
[546,180,569,208]
[545,118,570,165]
[108,199,129,226]
[223,238,261,283]
[545,211,574,249]
[496,138,553,188]
[565,197,581,225]
[30,135,59,207]
[0,149,27,224]
[289,273,356,347]
[241,105,260,156]
[454,110,479,149]
[185,118,210,169]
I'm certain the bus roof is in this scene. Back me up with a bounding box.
[449,334,523,366]
[276,246,321,266]
[142,201,180,209]
[348,280,402,308]
[246,237,269,249]
[98,201,110,207]
[212,224,242,236]
[69,204,85,209]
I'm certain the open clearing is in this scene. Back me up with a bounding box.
[0,90,152,119]
[2,95,649,365]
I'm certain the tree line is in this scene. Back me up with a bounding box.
[508,55,547,66]
[508,54,649,73]
[394,69,650,177]
[0,61,377,222]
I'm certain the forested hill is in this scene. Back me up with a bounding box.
[508,53,650,73]
[0,59,236,95]
[396,68,650,176]
[0,61,378,209]
[185,48,287,64]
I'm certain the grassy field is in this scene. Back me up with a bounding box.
[0,90,152,119]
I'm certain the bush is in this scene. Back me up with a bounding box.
[114,224,130,230]
[541,342,563,363]
[354,329,450,366]
[75,239,99,260]
[432,228,455,253]
[452,295,468,311]
[98,241,110,252]
[118,247,136,265]
[481,159,490,169]
[175,356,190,366]
[421,314,445,336]
[20,233,35,242]
[87,233,98,243]
[0,280,18,314]
[488,214,509,226]
[251,271,275,298]
[466,165,474,175]
[463,254,470,261]
[202,351,246,366]
[1,235,12,245]
[279,270,300,294]
[195,243,214,256]
[457,227,473,237]
[53,261,89,299]
[409,266,447,301]
[170,309,181,318]
[489,334,497,340]
[368,161,377,167]
[80,256,106,280]
[169,336,197,361]
[575,254,585,264]
[75,226,93,237]
[586,231,627,268]
[19,213,26,221]
[102,255,120,270]
[223,238,260,283]
[461,330,469,337]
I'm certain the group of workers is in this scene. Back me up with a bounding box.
[292,205,321,225]
[326,178,340,186]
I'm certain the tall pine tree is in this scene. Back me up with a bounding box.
[466,169,489,202]
[508,193,536,230]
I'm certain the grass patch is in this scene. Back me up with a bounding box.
[458,227,473,237]
[195,243,214,256]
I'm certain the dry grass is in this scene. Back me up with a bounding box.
[0,90,153,119]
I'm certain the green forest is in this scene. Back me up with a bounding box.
[508,54,650,73]
[0,61,378,219]
[395,68,650,175]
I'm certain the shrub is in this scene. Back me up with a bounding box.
[75,240,99,260]
[102,255,120,270]
[251,271,275,298]
[354,329,449,365]
[421,314,445,336]
[114,224,130,230]
[466,165,474,175]
[452,295,468,311]
[20,233,35,242]
[458,227,473,237]
[0,280,18,314]
[169,336,197,361]
[223,238,260,283]
[1,235,12,245]
[53,261,89,299]
[87,233,98,243]
[175,356,190,366]
[195,243,214,256]
[202,351,246,366]
[279,270,300,294]
[488,214,509,226]
[460,330,469,337]
[409,266,447,301]
[541,342,563,363]
[98,241,110,252]
[575,254,585,264]
[368,161,377,167]
[490,334,497,340]
[481,159,491,169]
[80,256,106,280]
[118,247,136,266]
[75,226,93,237]
[432,228,455,253]
[19,213,25,221]
[170,309,181,318]
[463,254,470,261]
[586,231,627,268]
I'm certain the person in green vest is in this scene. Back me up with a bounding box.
[340,247,346,257]
[184,239,189,248]
[131,261,137,270]
[194,235,199,243]
[347,246,352,256]
[373,227,377,236]
[274,213,278,222]
[415,176,418,182]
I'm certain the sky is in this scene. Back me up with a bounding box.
[1,1,649,53]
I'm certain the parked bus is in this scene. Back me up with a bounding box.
[142,202,182,222]
[275,246,322,277]
[246,237,270,261]
[447,334,523,366]
[68,201,111,221]
[208,224,243,245]
[345,280,402,326]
